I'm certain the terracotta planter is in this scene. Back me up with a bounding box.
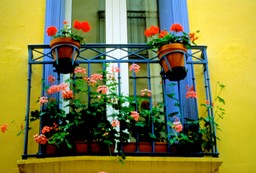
[157,43,187,81]
[155,142,168,152]
[122,142,168,153]
[45,144,58,155]
[75,141,114,154]
[50,37,80,74]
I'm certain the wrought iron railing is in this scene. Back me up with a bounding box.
[22,43,218,159]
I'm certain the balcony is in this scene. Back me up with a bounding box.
[17,43,222,173]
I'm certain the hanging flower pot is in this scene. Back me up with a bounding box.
[46,19,91,73]
[157,43,187,81]
[144,23,199,81]
[50,37,80,74]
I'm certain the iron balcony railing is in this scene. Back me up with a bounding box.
[22,43,218,159]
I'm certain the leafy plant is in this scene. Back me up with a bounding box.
[144,23,199,49]
[167,82,226,152]
[46,20,91,44]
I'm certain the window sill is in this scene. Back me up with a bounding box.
[17,156,222,173]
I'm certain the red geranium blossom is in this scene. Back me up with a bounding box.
[144,25,159,37]
[170,23,184,32]
[46,26,58,36]
[73,20,82,30]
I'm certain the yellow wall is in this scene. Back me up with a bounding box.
[188,0,256,172]
[0,0,45,172]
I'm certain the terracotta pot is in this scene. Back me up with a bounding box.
[155,142,168,153]
[75,141,114,154]
[50,37,80,74]
[45,144,57,155]
[157,43,187,81]
[122,142,168,153]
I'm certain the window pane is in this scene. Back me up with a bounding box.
[72,0,105,43]
[127,0,158,43]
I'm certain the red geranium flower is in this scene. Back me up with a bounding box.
[46,26,58,36]
[170,23,184,32]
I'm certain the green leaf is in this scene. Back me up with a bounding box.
[217,96,225,105]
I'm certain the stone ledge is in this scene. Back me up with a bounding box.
[17,156,223,173]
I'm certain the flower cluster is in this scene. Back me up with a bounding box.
[47,20,91,44]
[144,23,199,49]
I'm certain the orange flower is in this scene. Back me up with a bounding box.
[48,75,55,84]
[173,119,183,132]
[33,134,48,144]
[111,120,120,127]
[129,64,140,73]
[189,33,198,42]
[63,21,68,25]
[46,26,58,36]
[131,111,139,121]
[111,66,120,73]
[1,124,8,133]
[74,67,86,74]
[62,90,74,99]
[141,89,152,97]
[96,85,108,94]
[39,96,48,105]
[41,126,51,134]
[170,23,183,32]
[186,86,197,98]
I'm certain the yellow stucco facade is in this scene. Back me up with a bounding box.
[0,0,256,172]
[0,0,45,172]
[188,0,256,172]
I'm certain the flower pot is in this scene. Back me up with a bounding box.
[75,141,114,154]
[50,37,80,74]
[155,142,168,152]
[45,144,58,155]
[122,142,167,153]
[157,43,187,81]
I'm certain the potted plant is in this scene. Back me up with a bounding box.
[46,20,91,74]
[121,90,167,153]
[167,82,226,154]
[144,23,199,81]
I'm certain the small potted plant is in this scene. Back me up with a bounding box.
[167,82,225,154]
[144,23,199,81]
[46,20,91,74]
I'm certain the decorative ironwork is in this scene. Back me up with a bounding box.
[23,44,218,159]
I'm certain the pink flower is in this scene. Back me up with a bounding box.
[1,124,8,133]
[186,86,197,98]
[111,120,120,127]
[129,64,140,73]
[173,119,183,132]
[41,126,52,134]
[91,74,103,81]
[131,111,139,121]
[111,66,120,73]
[62,90,74,99]
[48,75,55,84]
[33,134,48,144]
[74,67,86,74]
[47,83,69,95]
[141,89,152,97]
[39,96,48,105]
[97,85,108,94]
